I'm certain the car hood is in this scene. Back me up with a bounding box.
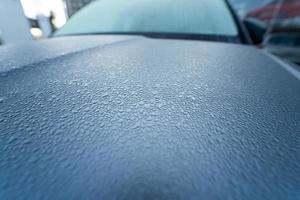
[0,36,300,200]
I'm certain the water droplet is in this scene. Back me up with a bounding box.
[24,138,31,144]
[157,103,163,109]
[28,156,38,163]
[102,93,109,98]
[175,122,182,129]
[99,123,105,128]
[187,95,196,100]
[91,99,98,104]
[8,136,17,143]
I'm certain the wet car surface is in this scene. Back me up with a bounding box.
[0,35,300,199]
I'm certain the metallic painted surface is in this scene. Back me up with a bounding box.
[0,36,299,200]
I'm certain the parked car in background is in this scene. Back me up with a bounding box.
[263,33,300,65]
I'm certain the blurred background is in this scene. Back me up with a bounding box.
[0,0,299,64]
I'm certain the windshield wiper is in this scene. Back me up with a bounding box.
[54,32,241,43]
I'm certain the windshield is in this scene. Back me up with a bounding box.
[55,0,239,41]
